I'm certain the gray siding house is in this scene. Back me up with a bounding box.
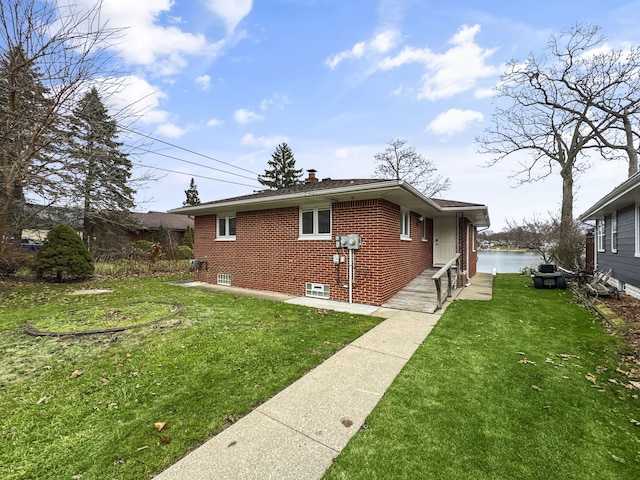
[579,172,640,299]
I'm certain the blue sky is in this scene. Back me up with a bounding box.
[76,0,640,231]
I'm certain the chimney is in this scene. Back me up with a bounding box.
[305,169,318,183]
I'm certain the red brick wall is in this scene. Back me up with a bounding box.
[192,199,433,306]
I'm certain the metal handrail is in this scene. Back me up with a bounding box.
[431,253,461,310]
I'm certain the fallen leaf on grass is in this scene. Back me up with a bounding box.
[630,419,640,426]
[611,454,625,464]
[519,359,537,366]
[154,422,166,431]
[545,358,554,364]
[585,373,597,384]
[136,445,149,451]
[531,385,542,392]
[36,396,50,405]
[159,436,172,444]
[616,367,632,377]
[70,370,83,379]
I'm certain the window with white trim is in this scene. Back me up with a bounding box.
[401,210,411,240]
[611,211,618,253]
[596,218,605,252]
[299,206,331,239]
[217,214,236,240]
[422,219,428,242]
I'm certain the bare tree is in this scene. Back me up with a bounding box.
[477,25,621,268]
[0,0,120,254]
[373,139,450,197]
[505,214,559,264]
[551,25,640,177]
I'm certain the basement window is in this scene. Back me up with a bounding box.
[217,273,231,286]
[306,282,330,299]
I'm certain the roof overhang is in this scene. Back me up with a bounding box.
[170,180,491,227]
[579,173,640,221]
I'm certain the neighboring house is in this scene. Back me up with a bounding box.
[129,211,194,246]
[579,172,640,299]
[170,171,490,307]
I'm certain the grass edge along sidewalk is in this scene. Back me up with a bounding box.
[324,274,640,480]
[0,277,383,480]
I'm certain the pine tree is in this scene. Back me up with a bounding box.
[0,46,62,245]
[183,178,201,206]
[67,88,135,252]
[34,224,94,282]
[258,143,303,189]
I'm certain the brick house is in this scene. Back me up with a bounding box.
[171,171,490,306]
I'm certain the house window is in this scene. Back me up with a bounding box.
[611,211,618,253]
[300,206,331,239]
[597,218,605,252]
[422,219,428,242]
[217,273,231,286]
[401,210,411,240]
[217,214,236,240]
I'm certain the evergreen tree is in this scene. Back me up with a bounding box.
[0,46,62,245]
[34,224,94,282]
[258,143,303,189]
[67,88,135,252]
[183,178,201,206]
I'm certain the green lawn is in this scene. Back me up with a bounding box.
[0,277,382,480]
[324,274,640,480]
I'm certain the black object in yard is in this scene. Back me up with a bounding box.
[532,264,567,289]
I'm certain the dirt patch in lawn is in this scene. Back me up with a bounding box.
[597,293,640,378]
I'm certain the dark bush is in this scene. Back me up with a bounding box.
[34,225,94,282]
[0,245,33,276]
[176,245,193,259]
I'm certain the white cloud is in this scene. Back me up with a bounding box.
[156,123,187,138]
[326,29,400,69]
[195,74,212,90]
[206,117,223,127]
[93,75,169,125]
[204,0,253,33]
[234,108,264,124]
[260,93,291,111]
[427,109,484,136]
[377,24,500,100]
[59,0,224,76]
[241,133,289,148]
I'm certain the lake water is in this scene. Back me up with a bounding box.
[477,250,543,273]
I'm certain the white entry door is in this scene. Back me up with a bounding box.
[434,217,456,265]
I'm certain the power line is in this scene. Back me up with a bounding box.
[120,124,261,177]
[133,162,261,189]
[129,145,258,182]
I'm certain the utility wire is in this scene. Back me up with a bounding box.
[133,162,260,189]
[119,124,261,177]
[129,145,259,182]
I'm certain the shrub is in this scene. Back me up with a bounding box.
[34,225,94,282]
[176,245,193,259]
[182,225,194,249]
[0,245,33,276]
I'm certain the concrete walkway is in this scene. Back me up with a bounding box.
[156,273,494,480]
